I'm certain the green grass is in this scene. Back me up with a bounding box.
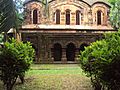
[27,64,84,75]
[0,64,93,90]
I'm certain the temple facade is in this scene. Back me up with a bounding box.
[20,0,115,63]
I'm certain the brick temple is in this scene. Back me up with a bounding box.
[20,0,115,63]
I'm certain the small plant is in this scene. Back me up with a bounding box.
[0,38,35,90]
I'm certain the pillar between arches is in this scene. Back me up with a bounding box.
[61,48,67,63]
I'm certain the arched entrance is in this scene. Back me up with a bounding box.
[53,43,62,61]
[66,43,76,61]
[79,43,88,53]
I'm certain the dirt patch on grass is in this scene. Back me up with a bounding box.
[61,75,92,90]
[14,74,93,90]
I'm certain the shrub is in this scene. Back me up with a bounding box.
[80,32,120,90]
[0,38,35,90]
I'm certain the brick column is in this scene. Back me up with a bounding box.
[75,48,80,63]
[50,48,54,63]
[37,35,41,63]
[62,48,67,63]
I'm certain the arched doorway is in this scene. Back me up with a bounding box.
[66,43,76,61]
[53,43,62,61]
[79,43,88,53]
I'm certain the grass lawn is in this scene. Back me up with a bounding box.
[0,64,93,90]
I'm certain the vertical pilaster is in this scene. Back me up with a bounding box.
[62,48,67,63]
[49,48,54,63]
[75,48,80,63]
[38,35,42,63]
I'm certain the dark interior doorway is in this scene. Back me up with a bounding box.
[53,43,62,61]
[79,43,88,54]
[66,43,76,61]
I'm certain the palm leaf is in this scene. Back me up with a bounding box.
[0,0,15,33]
[0,0,23,34]
[41,0,49,18]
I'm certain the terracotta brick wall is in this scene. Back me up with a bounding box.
[24,0,110,26]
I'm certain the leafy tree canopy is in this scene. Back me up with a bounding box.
[109,0,120,29]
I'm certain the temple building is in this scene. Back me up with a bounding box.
[20,0,115,63]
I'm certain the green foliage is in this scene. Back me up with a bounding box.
[80,1,120,89]
[80,32,120,89]
[0,39,35,90]
[109,0,120,29]
[108,0,117,5]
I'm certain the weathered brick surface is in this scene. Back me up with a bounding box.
[20,0,115,63]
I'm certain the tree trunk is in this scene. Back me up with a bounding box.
[6,84,13,90]
[19,73,25,84]
[4,77,17,90]
[4,83,13,90]
[3,32,8,42]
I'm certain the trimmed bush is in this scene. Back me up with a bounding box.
[0,38,35,90]
[80,32,120,90]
